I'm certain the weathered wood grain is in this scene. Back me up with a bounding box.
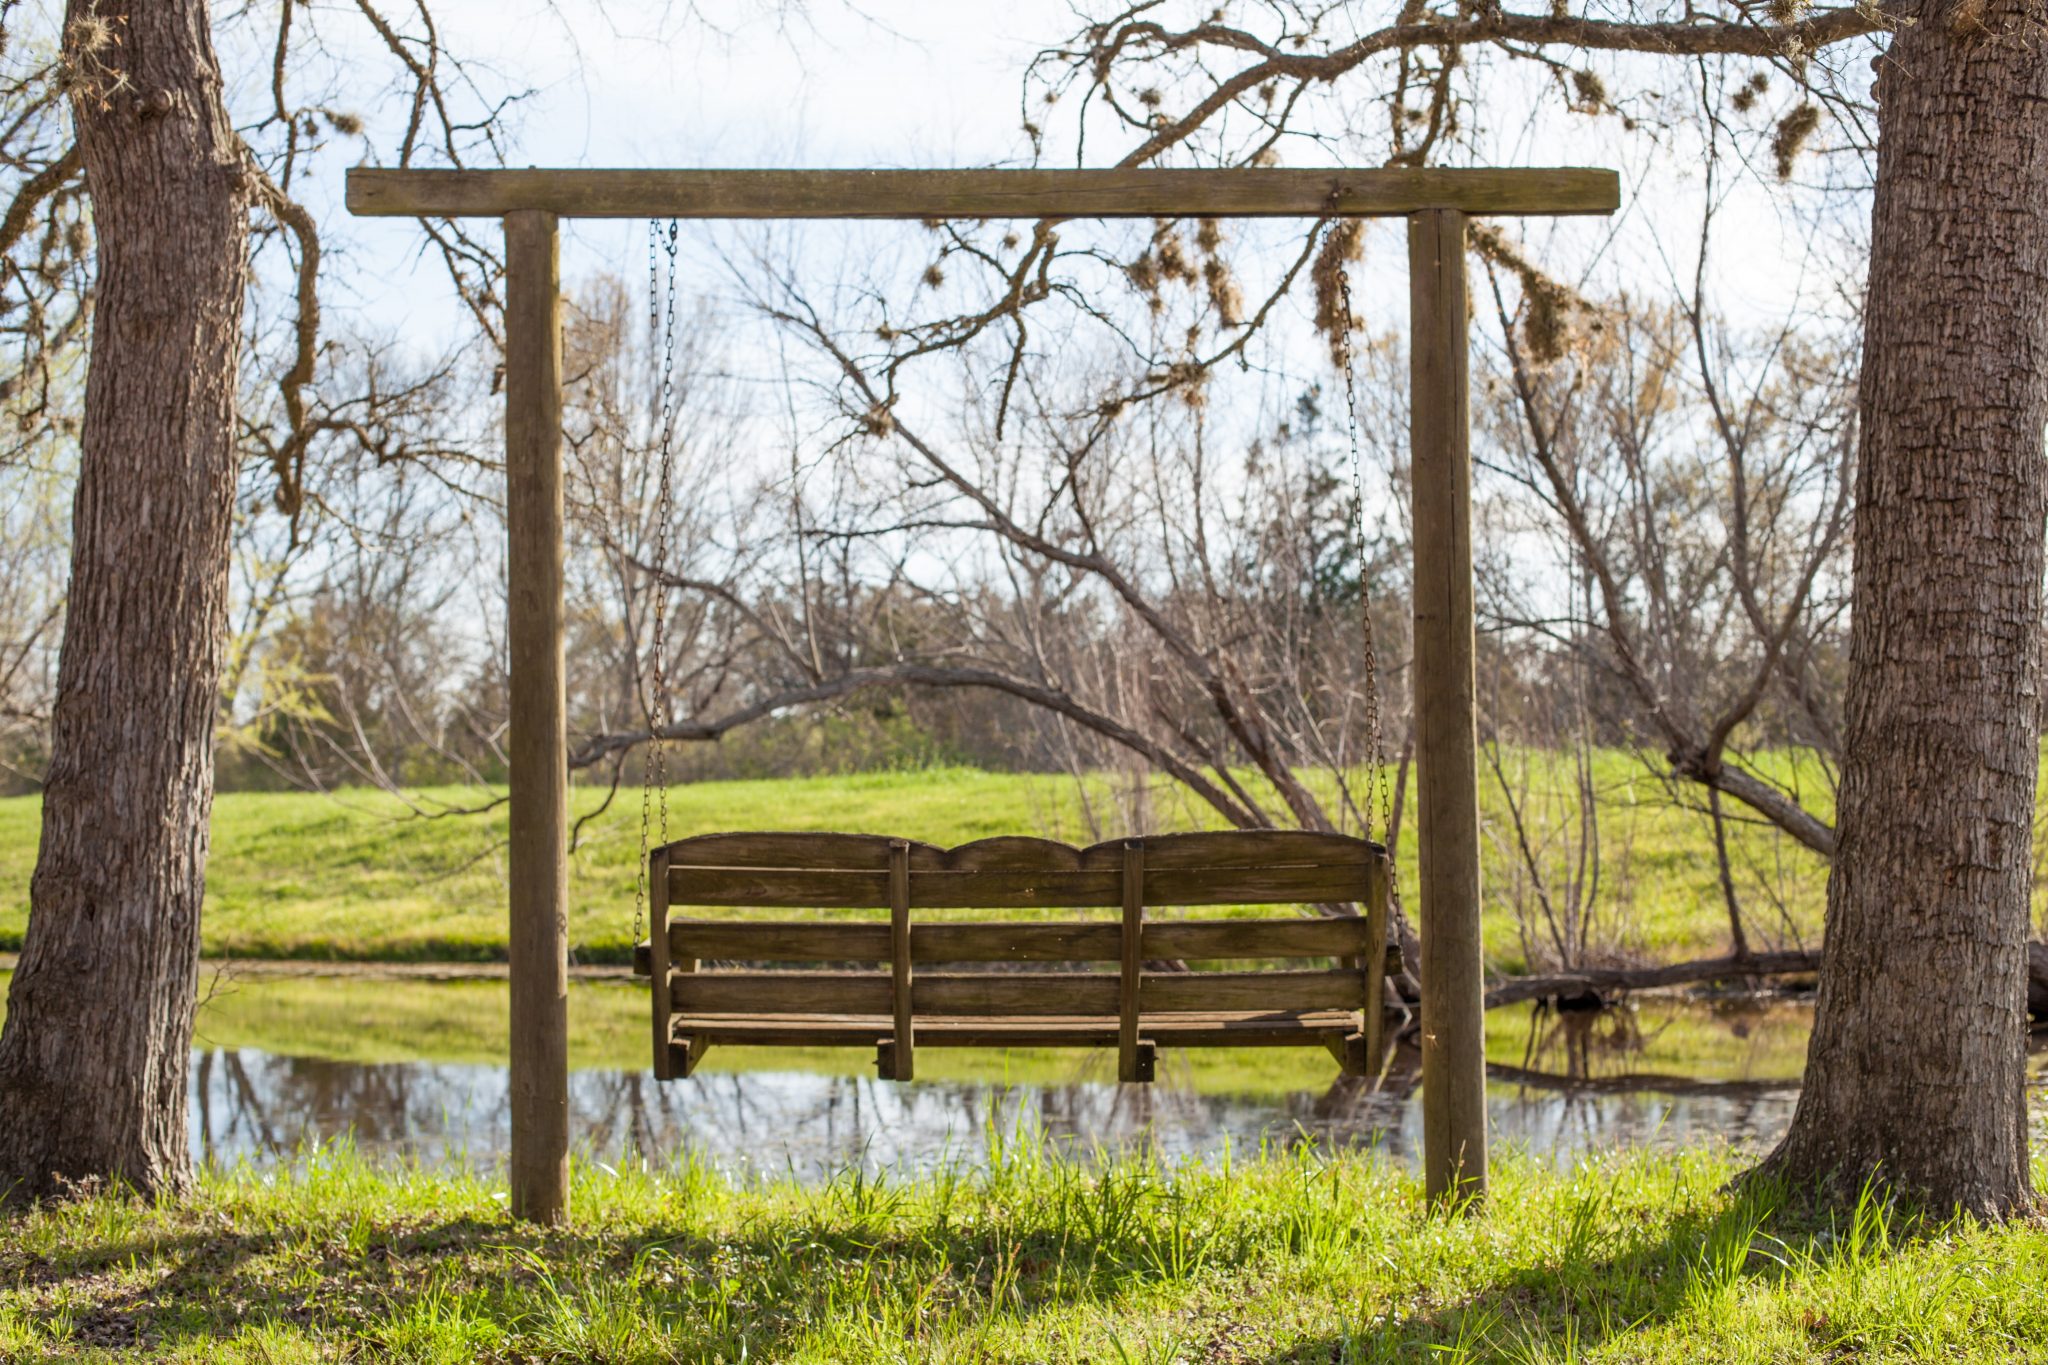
[668,862,1371,908]
[504,210,569,1226]
[669,967,1369,1015]
[654,831,944,870]
[666,916,1397,963]
[1141,917,1374,960]
[888,840,914,1082]
[1119,841,1145,1083]
[674,970,1117,1016]
[1362,854,1389,1071]
[1142,970,1368,1012]
[1105,830,1380,869]
[347,167,1620,221]
[1410,207,1488,1206]
[655,828,1380,874]
[649,847,672,1080]
[672,1010,1366,1048]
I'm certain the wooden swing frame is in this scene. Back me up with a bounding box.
[348,164,1620,1223]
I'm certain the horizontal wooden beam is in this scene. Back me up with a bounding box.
[346,167,1619,221]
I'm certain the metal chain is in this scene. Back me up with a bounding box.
[1335,265,1395,852]
[634,219,682,948]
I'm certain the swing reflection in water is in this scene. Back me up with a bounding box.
[181,983,1850,1181]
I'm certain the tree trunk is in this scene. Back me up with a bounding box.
[0,1,247,1199]
[1757,1,2046,1217]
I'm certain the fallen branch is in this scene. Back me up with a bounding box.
[1483,1061,1801,1099]
[1489,945,2048,1019]
[1485,951,1821,1010]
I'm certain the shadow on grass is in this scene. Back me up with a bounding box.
[3,1157,1978,1362]
[8,1191,1268,1359]
[1268,1174,1959,1364]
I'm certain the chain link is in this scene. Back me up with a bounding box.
[634,219,682,949]
[1335,265,1396,854]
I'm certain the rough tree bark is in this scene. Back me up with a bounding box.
[0,1,249,1198]
[1757,0,2046,1217]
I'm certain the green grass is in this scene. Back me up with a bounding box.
[0,759,1846,969]
[4,1141,2046,1362]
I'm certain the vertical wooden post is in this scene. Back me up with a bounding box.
[1408,208,1488,1207]
[649,846,673,1080]
[1362,850,1390,1076]
[888,840,915,1082]
[505,209,569,1225]
[1118,839,1147,1083]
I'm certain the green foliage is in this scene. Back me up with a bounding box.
[4,1143,2048,1361]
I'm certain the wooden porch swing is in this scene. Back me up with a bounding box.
[630,829,1397,1083]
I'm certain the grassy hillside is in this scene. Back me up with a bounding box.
[0,759,1841,968]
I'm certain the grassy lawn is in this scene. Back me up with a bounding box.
[0,760,1844,970]
[2,1142,2043,1362]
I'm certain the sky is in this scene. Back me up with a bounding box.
[321,0,1091,341]
[298,0,1868,365]
[239,0,1879,620]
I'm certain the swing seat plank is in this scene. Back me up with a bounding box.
[664,1011,1365,1046]
[637,915,1391,967]
[633,830,1396,1084]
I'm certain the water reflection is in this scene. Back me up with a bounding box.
[193,1056,1420,1180]
[185,994,1907,1180]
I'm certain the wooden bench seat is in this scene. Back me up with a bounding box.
[666,1011,1369,1044]
[632,830,1397,1084]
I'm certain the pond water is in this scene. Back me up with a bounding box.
[166,974,1912,1181]
[0,972,1999,1181]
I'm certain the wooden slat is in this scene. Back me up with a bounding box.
[650,847,673,1080]
[348,167,1621,222]
[1119,840,1144,1083]
[668,916,1402,965]
[675,972,890,1015]
[671,918,1121,962]
[888,840,914,1082]
[659,828,1383,875]
[1363,853,1390,1074]
[671,919,892,961]
[1098,829,1378,869]
[1143,970,1369,1013]
[671,1010,1366,1048]
[937,836,1089,871]
[657,831,940,870]
[916,922,1120,961]
[674,970,1119,1016]
[669,861,1371,908]
[1142,917,1371,960]
[671,966,1368,1015]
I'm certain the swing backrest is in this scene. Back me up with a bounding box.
[636,829,1396,1083]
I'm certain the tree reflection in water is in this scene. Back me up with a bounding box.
[188,999,1922,1178]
